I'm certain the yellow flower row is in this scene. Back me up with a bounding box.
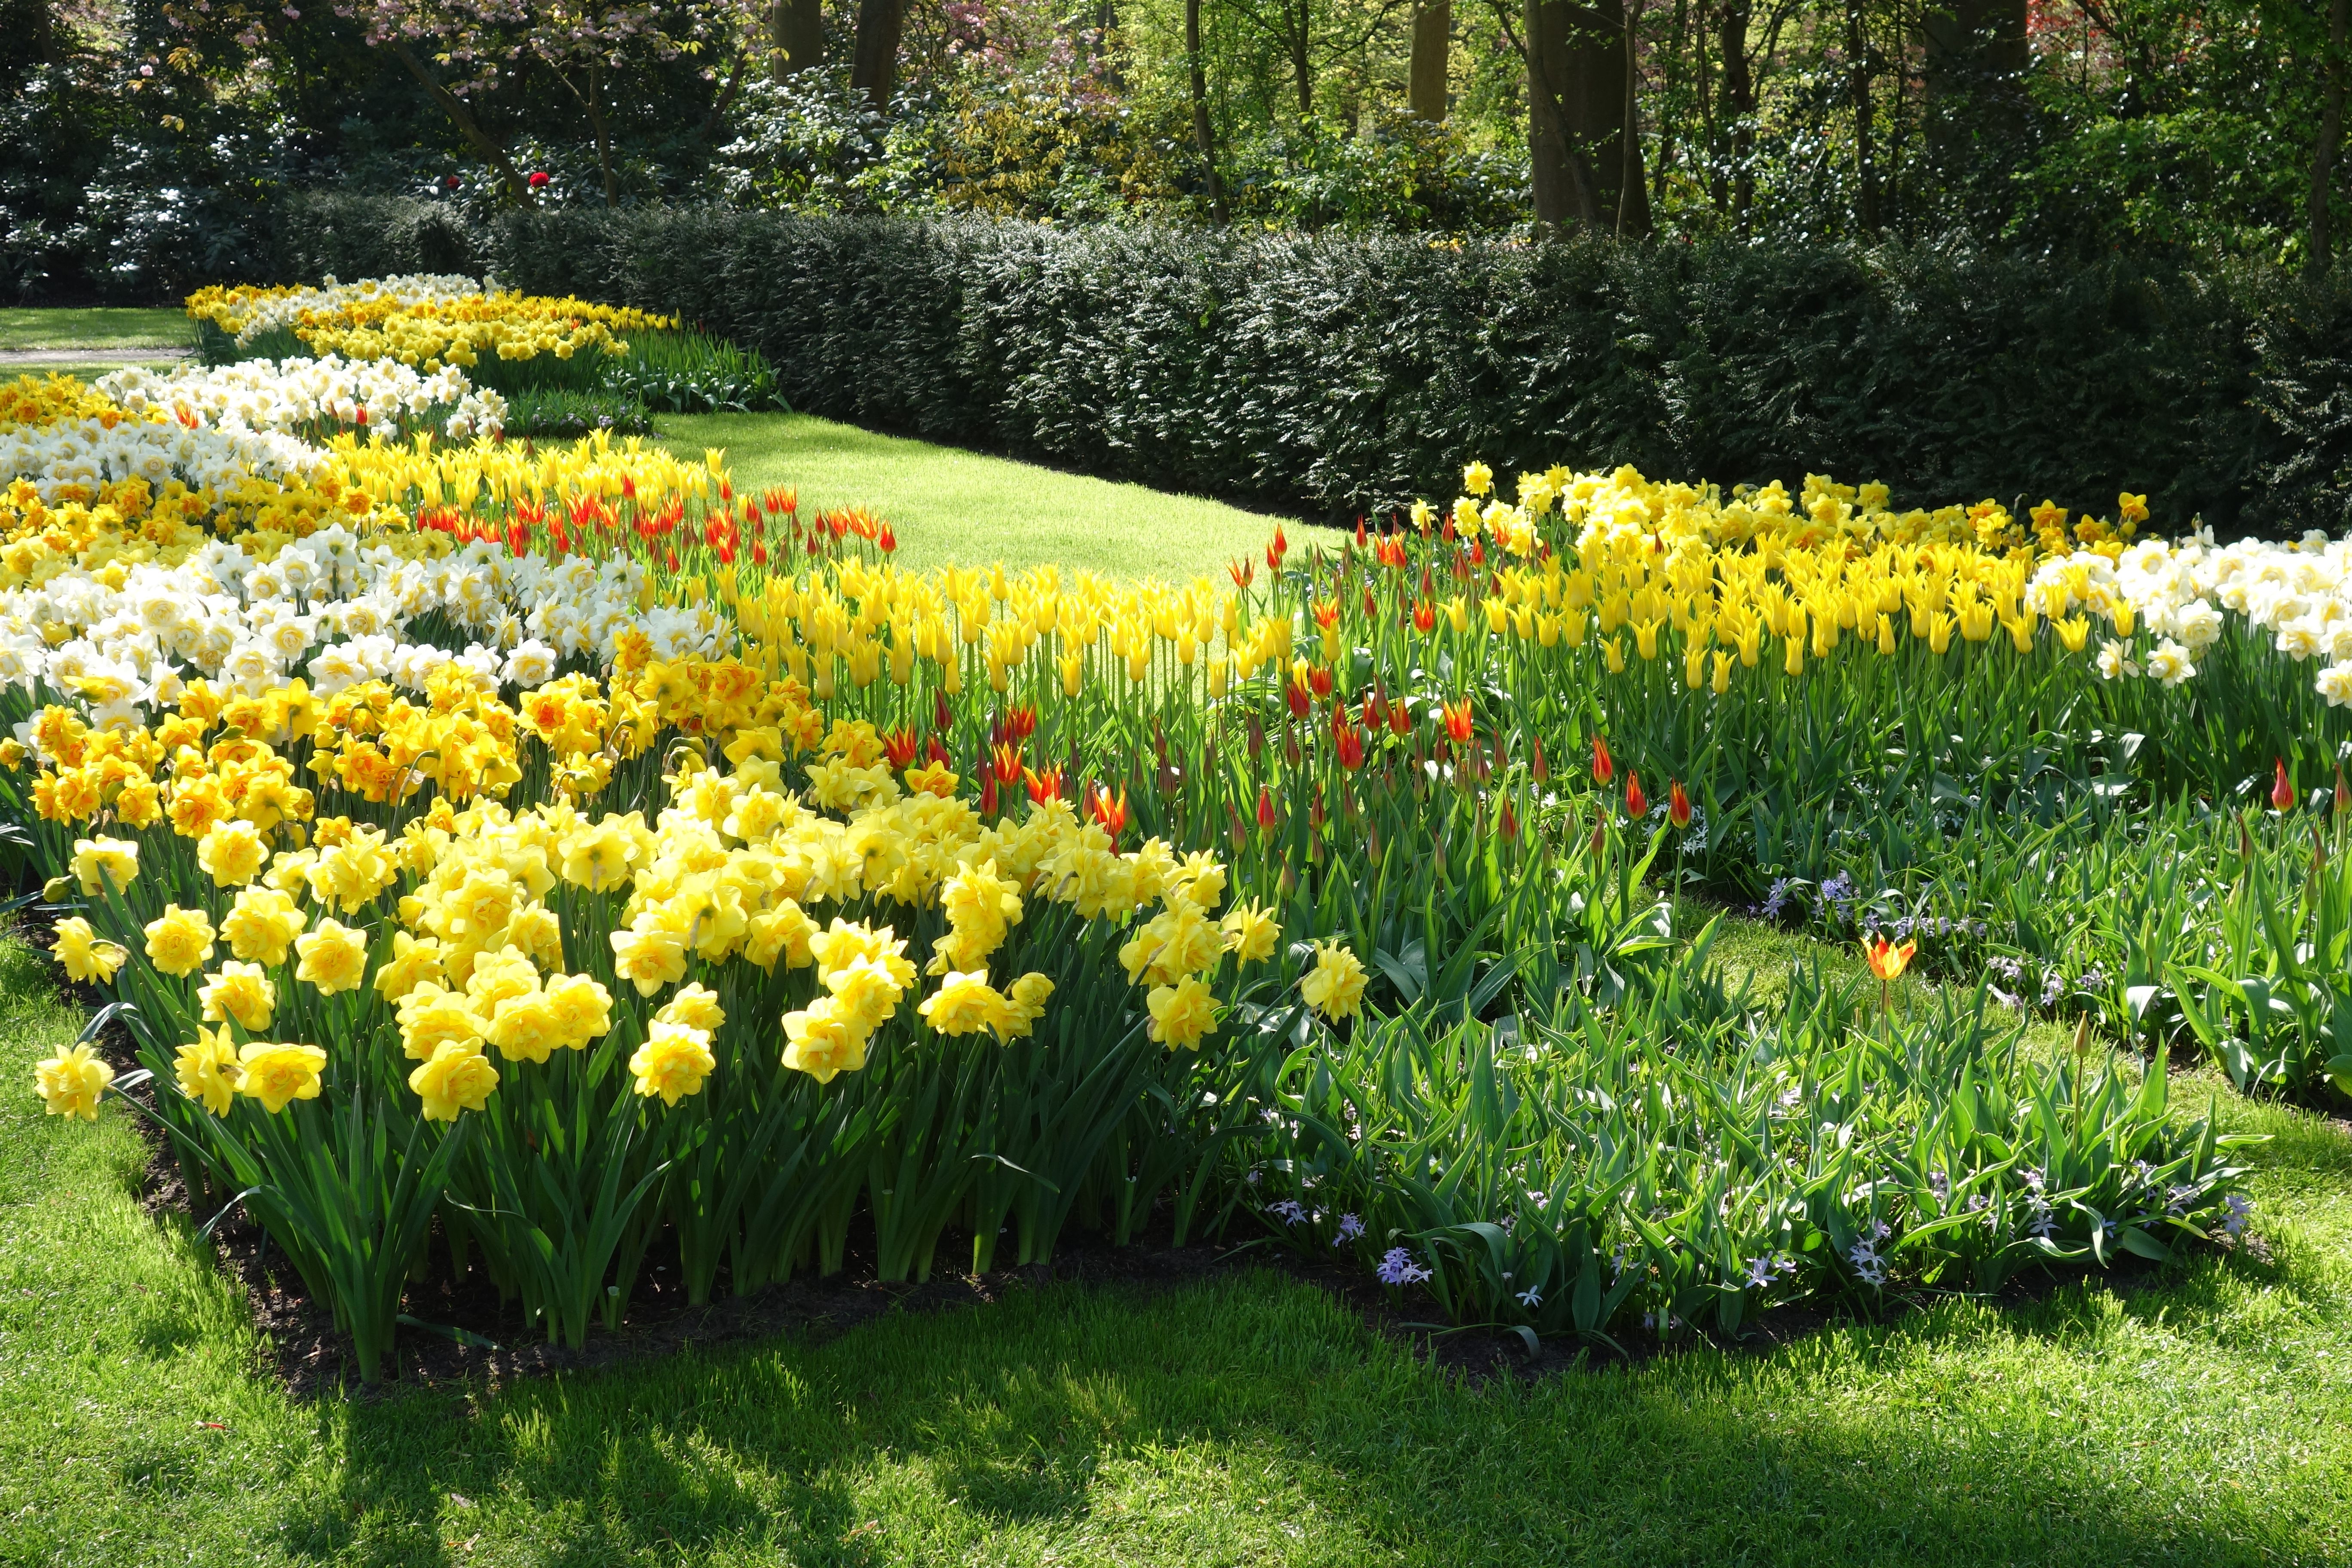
[1450,462,2148,557]
[0,374,151,432]
[186,285,677,375]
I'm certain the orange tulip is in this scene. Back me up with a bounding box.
[2273,758,2296,812]
[1090,784,1128,840]
[1591,735,1614,786]
[1862,935,1916,981]
[1625,773,1646,819]
[1668,779,1692,830]
[1442,698,1474,746]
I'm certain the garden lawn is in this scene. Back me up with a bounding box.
[0,308,193,355]
[4,927,2349,1568]
[658,412,1291,582]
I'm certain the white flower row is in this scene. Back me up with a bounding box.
[0,530,732,731]
[205,273,494,348]
[1,416,323,503]
[2029,535,2352,703]
[97,356,507,442]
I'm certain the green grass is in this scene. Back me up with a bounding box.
[5,926,2351,1568]
[658,413,1291,582]
[0,308,192,354]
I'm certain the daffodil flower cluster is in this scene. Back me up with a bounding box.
[26,692,1270,1132]
[97,356,508,443]
[1473,462,2144,556]
[0,411,325,511]
[187,274,494,347]
[2030,535,2352,702]
[0,373,144,430]
[0,529,671,727]
[185,276,677,373]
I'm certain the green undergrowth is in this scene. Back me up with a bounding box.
[3,921,2349,1567]
[656,412,1292,582]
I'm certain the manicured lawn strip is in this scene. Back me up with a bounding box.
[0,308,194,353]
[4,927,2349,1568]
[656,412,1293,582]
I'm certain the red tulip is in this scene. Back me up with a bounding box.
[1668,780,1692,830]
[2273,758,2296,812]
[1626,773,1648,818]
[1257,785,1278,834]
[1591,735,1614,786]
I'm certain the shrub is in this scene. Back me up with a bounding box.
[270,197,2350,534]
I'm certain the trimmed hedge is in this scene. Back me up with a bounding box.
[282,194,2352,532]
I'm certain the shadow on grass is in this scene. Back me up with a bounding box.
[277,1257,2338,1568]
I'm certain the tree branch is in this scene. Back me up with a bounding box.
[389,37,534,206]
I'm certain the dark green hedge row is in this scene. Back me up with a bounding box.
[282,195,2352,532]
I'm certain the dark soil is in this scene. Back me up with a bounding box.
[129,1118,2220,1404]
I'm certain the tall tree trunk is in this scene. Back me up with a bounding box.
[1409,0,1451,120]
[1718,0,1753,221]
[771,0,824,80]
[2314,0,2348,276]
[1616,0,1651,234]
[1563,0,1646,230]
[1656,0,1685,208]
[1847,0,1874,231]
[1188,0,1231,224]
[1292,0,1314,115]
[1525,0,1590,229]
[1528,0,1646,233]
[586,61,619,206]
[850,0,904,112]
[1094,0,1124,89]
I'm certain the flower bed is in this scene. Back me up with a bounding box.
[182,276,777,428]
[6,308,2293,1382]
